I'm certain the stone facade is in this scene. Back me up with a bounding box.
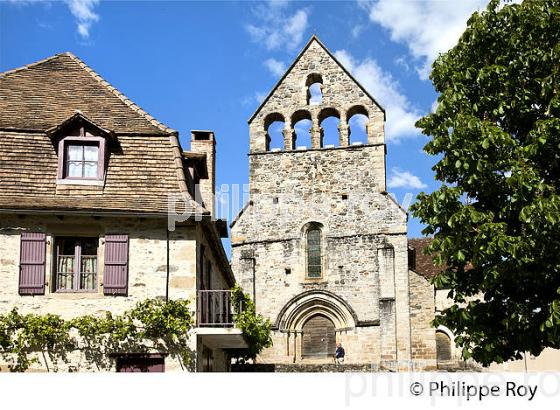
[231,36,423,370]
[0,213,234,372]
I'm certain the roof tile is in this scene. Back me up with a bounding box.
[0,52,174,134]
[408,237,443,279]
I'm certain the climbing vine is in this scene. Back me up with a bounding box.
[231,284,272,361]
[0,299,194,372]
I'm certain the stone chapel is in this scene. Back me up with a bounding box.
[230,36,436,370]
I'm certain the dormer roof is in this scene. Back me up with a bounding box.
[46,111,115,140]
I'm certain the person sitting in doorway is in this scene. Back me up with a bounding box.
[335,342,345,364]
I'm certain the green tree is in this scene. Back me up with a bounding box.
[230,284,272,361]
[411,0,560,366]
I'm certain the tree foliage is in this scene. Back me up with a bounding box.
[0,299,194,372]
[411,0,560,365]
[230,284,272,361]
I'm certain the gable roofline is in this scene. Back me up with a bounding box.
[0,52,177,135]
[248,35,385,124]
[381,191,408,217]
[0,53,62,78]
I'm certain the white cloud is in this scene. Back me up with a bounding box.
[394,55,411,73]
[65,0,99,39]
[264,58,286,77]
[360,0,488,79]
[8,0,100,39]
[246,2,309,51]
[431,99,439,113]
[334,49,421,141]
[387,168,427,190]
[351,24,364,39]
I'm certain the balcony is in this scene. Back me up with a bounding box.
[196,289,243,327]
[195,290,247,350]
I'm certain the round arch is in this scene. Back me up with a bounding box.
[305,73,324,87]
[263,112,286,151]
[435,325,456,360]
[290,109,312,127]
[346,105,369,121]
[318,107,340,124]
[263,112,285,130]
[275,290,358,332]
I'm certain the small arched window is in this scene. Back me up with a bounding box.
[319,107,340,148]
[306,224,322,278]
[306,73,323,105]
[264,112,285,151]
[347,105,369,144]
[291,110,312,149]
[436,331,452,361]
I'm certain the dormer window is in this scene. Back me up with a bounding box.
[48,112,112,186]
[58,135,105,184]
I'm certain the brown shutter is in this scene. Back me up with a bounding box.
[19,232,46,295]
[103,234,129,296]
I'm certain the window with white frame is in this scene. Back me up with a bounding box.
[65,143,100,179]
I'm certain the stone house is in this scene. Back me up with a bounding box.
[230,36,435,370]
[0,52,245,372]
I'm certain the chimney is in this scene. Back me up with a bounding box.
[190,130,216,217]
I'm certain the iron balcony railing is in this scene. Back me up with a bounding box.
[196,290,242,327]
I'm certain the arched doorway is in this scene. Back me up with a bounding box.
[436,331,452,361]
[302,314,336,357]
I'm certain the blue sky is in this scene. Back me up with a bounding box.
[0,0,491,248]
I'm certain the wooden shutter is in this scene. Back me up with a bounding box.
[103,234,129,296]
[19,232,46,295]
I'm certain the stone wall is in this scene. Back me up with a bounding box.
[0,214,230,372]
[0,215,181,317]
[408,270,437,370]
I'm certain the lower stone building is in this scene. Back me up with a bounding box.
[0,53,245,372]
[409,238,560,372]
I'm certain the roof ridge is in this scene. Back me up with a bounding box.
[248,35,385,123]
[63,53,177,134]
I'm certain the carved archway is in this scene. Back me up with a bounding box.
[276,290,357,331]
[276,290,357,362]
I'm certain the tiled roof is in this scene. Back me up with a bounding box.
[408,237,443,279]
[0,53,205,216]
[0,52,175,134]
[0,130,205,216]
